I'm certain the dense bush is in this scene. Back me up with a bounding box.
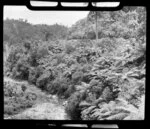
[65,92,83,120]
[80,97,144,120]
[36,71,51,90]
[4,80,37,116]
[28,66,43,85]
[12,58,30,80]
[65,43,76,54]
[5,45,23,76]
[63,84,76,99]
[72,71,84,84]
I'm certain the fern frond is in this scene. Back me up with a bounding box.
[81,106,97,115]
[79,101,91,109]
[106,112,128,120]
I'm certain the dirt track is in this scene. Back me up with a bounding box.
[5,102,69,120]
[4,77,70,120]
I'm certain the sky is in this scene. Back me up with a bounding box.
[4,6,89,27]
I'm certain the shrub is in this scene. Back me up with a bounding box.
[28,49,39,67]
[65,43,76,54]
[87,31,96,39]
[64,84,76,98]
[46,82,59,95]
[28,66,43,85]
[28,67,37,85]
[72,71,84,84]
[52,77,71,97]
[57,83,68,97]
[65,92,83,120]
[12,58,30,80]
[89,79,100,86]
[4,96,35,116]
[4,104,19,115]
[5,45,23,76]
[4,81,36,116]
[101,87,113,101]
[46,76,68,95]
[36,71,51,90]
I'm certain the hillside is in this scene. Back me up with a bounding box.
[3,6,146,120]
[3,19,68,46]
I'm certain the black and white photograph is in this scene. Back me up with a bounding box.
[3,5,146,120]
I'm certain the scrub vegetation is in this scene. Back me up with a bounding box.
[4,6,145,120]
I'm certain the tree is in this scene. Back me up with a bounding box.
[84,2,98,41]
[95,3,98,42]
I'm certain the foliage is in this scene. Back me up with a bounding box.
[3,6,146,120]
[36,71,51,90]
[11,57,30,80]
[3,19,68,45]
[80,97,144,120]
[65,92,83,120]
[28,66,43,85]
[4,80,37,115]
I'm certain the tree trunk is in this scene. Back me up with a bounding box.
[95,11,98,42]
